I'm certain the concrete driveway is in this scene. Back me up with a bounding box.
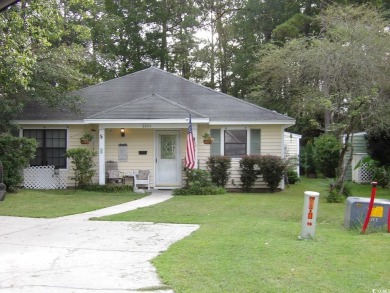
[0,191,199,292]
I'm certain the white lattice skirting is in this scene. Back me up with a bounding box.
[352,153,372,184]
[23,166,68,189]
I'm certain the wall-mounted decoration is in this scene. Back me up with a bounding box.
[118,144,128,162]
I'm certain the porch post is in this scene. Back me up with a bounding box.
[193,124,198,168]
[98,127,105,185]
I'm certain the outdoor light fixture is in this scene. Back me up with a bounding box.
[120,128,125,137]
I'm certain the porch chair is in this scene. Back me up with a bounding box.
[133,169,150,191]
[105,161,124,184]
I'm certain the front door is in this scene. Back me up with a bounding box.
[155,131,181,188]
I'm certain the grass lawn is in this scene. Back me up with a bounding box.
[99,178,390,293]
[0,188,144,218]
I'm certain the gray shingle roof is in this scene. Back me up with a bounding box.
[17,67,294,124]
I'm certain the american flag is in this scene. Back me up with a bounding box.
[185,115,196,169]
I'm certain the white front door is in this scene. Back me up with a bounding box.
[155,130,181,188]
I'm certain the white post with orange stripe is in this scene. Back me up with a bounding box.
[299,191,320,239]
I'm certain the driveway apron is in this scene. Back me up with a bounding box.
[0,190,199,292]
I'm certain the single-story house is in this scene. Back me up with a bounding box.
[16,67,295,190]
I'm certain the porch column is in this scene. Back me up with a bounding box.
[193,124,198,168]
[98,127,105,185]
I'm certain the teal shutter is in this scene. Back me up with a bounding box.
[250,129,261,154]
[210,129,221,156]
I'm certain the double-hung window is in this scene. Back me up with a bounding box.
[23,129,67,169]
[224,129,247,158]
[210,128,261,158]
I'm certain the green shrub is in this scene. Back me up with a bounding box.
[366,128,390,168]
[313,134,341,178]
[0,134,37,192]
[303,141,317,177]
[354,156,390,188]
[206,155,231,187]
[66,148,97,187]
[173,186,225,196]
[186,169,212,188]
[372,166,390,188]
[174,168,225,195]
[81,184,133,193]
[259,155,286,192]
[239,155,261,192]
[326,189,345,203]
[286,169,300,184]
[326,181,352,203]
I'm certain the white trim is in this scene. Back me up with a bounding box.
[15,120,84,125]
[16,118,294,127]
[154,130,182,188]
[84,118,210,124]
[98,128,106,185]
[97,123,196,129]
[285,132,302,139]
[296,135,301,177]
[210,120,295,126]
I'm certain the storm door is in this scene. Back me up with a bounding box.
[155,131,181,187]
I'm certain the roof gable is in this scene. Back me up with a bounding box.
[89,93,206,119]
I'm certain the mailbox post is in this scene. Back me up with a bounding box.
[299,191,320,239]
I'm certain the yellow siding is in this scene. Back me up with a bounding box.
[22,124,285,189]
[67,125,99,186]
[197,124,212,169]
[192,125,284,189]
[261,125,283,155]
[104,128,155,185]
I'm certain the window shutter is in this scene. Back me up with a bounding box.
[250,129,261,154]
[210,129,221,156]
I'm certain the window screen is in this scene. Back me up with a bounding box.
[23,129,67,168]
[224,129,247,157]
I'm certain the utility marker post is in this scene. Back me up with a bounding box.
[298,191,320,240]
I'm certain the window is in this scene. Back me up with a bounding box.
[210,128,261,157]
[23,129,67,168]
[224,129,247,157]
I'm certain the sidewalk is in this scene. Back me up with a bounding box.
[0,190,199,292]
[61,189,174,220]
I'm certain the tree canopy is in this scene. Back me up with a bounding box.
[250,4,390,191]
[1,0,389,143]
[0,0,97,133]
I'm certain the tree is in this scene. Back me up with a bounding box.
[194,0,243,92]
[251,4,390,194]
[313,134,341,178]
[366,129,390,168]
[0,0,97,133]
[0,134,37,191]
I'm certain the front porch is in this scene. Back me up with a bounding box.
[92,122,208,189]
